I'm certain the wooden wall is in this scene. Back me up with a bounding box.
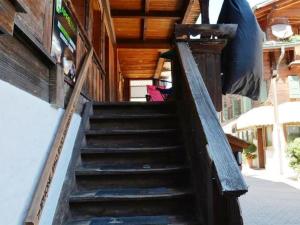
[0,35,50,101]
[0,0,121,106]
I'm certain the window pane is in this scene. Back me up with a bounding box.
[288,75,300,99]
[265,126,273,147]
[130,80,153,86]
[287,126,300,142]
[260,80,268,103]
[130,86,147,98]
[242,97,252,113]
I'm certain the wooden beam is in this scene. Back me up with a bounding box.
[200,0,210,24]
[117,39,171,50]
[182,0,194,24]
[103,0,117,44]
[142,0,150,40]
[154,57,165,79]
[24,49,93,225]
[8,0,26,12]
[111,10,182,20]
[175,24,238,40]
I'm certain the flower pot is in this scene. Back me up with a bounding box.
[247,158,253,168]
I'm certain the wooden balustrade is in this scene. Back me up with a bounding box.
[25,49,93,225]
[173,40,247,225]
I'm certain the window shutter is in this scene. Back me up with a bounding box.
[242,97,252,113]
[259,80,268,103]
[288,75,300,99]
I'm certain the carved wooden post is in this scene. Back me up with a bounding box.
[175,24,238,112]
[190,40,226,112]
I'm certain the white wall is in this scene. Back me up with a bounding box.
[0,80,81,225]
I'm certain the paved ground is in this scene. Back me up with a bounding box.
[240,176,300,225]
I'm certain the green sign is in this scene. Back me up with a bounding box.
[51,0,78,80]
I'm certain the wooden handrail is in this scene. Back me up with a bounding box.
[25,49,93,225]
[176,42,247,196]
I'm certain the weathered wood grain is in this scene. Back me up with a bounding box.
[175,24,238,40]
[176,42,247,196]
[0,0,16,35]
[0,35,49,101]
[25,49,93,225]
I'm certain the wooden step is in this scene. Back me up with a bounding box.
[75,163,190,190]
[70,187,192,202]
[90,114,177,119]
[75,164,189,176]
[69,188,195,217]
[80,146,185,166]
[66,215,199,225]
[85,129,181,148]
[92,102,176,115]
[85,129,179,135]
[89,114,178,130]
[81,145,183,154]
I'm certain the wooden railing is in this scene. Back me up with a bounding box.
[174,41,247,225]
[25,49,93,225]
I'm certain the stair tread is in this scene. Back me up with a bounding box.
[81,145,183,154]
[70,187,192,202]
[90,114,176,119]
[66,215,198,225]
[85,129,179,135]
[93,102,175,106]
[76,164,188,175]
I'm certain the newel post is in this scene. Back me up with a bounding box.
[175,24,238,112]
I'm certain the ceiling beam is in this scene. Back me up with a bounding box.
[111,10,182,20]
[154,57,165,79]
[142,0,150,40]
[182,0,194,24]
[117,39,171,50]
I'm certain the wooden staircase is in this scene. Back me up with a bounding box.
[60,102,201,225]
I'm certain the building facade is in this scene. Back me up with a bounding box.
[222,0,300,176]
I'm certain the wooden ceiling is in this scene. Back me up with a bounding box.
[109,0,200,79]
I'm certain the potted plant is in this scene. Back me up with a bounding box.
[243,143,257,168]
[287,138,300,181]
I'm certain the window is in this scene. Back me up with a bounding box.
[232,97,241,118]
[242,97,252,113]
[259,80,268,103]
[265,126,273,147]
[130,80,153,102]
[222,101,228,121]
[287,126,300,142]
[288,75,300,99]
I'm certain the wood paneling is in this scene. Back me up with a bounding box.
[110,0,200,79]
[149,0,185,11]
[15,0,48,44]
[0,0,16,35]
[114,18,142,39]
[118,49,158,78]
[110,0,143,10]
[145,19,173,39]
[0,35,49,101]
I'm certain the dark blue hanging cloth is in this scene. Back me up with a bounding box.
[218,0,264,100]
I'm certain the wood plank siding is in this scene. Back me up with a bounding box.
[0,0,121,104]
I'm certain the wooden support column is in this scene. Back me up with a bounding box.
[175,24,238,112]
[190,40,226,112]
[50,64,65,108]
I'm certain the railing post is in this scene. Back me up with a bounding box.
[175,24,238,112]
